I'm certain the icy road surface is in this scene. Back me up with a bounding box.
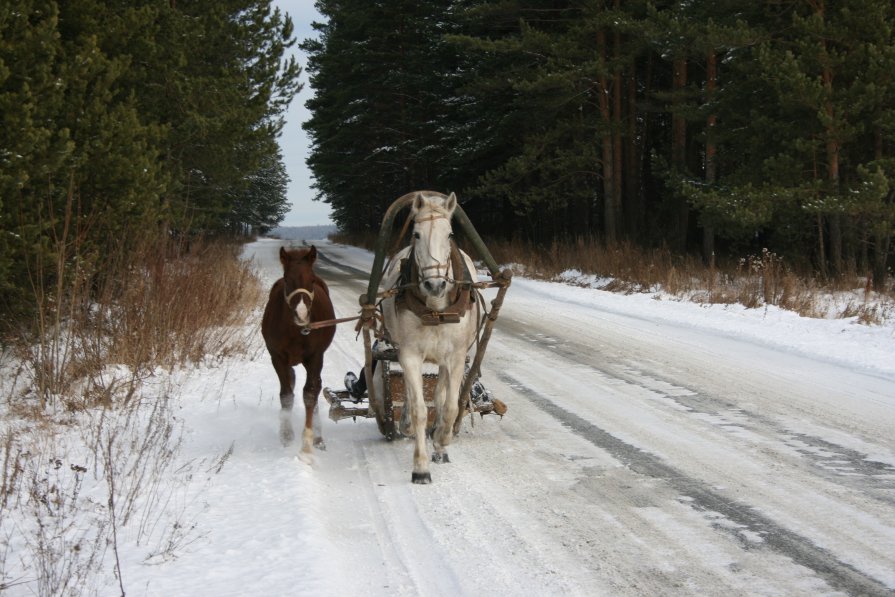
[125,238,895,597]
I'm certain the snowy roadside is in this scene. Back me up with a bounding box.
[315,238,895,378]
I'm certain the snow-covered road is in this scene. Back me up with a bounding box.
[121,238,895,597]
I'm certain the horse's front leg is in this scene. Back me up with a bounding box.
[432,353,465,464]
[273,355,296,446]
[400,354,431,484]
[301,355,326,454]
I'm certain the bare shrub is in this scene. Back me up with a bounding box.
[14,232,262,413]
[1,377,231,594]
[3,228,261,593]
[1,438,109,597]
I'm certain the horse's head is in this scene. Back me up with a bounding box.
[279,245,318,327]
[410,191,458,305]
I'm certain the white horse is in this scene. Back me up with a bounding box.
[378,191,478,484]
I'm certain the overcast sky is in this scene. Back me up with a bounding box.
[272,1,332,226]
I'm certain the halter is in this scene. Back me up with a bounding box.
[284,286,316,335]
[284,287,315,306]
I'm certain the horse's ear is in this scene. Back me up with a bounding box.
[412,191,426,214]
[306,245,317,264]
[279,246,288,265]
[445,192,457,214]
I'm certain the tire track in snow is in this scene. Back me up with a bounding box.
[359,441,467,596]
[348,441,417,594]
[511,320,895,507]
[500,373,893,597]
[315,246,372,280]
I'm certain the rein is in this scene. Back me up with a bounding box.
[299,314,365,336]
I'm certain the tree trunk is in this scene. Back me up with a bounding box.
[872,228,891,292]
[672,57,688,251]
[822,62,843,276]
[817,214,828,280]
[872,127,891,291]
[612,8,624,242]
[598,28,617,243]
[814,1,843,277]
[703,50,718,267]
[625,63,641,240]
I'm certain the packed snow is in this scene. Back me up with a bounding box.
[3,237,894,596]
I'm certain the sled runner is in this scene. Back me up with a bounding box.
[324,341,508,439]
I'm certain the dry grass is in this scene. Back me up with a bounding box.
[483,237,895,323]
[99,238,263,371]
[11,233,262,412]
[329,229,379,251]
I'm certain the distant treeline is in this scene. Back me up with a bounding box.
[303,0,895,288]
[269,225,337,242]
[1,1,299,321]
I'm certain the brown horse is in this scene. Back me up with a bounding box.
[262,245,336,455]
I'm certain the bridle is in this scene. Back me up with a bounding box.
[390,210,475,326]
[413,213,454,286]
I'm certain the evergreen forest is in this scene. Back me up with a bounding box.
[303,0,895,289]
[1,0,299,322]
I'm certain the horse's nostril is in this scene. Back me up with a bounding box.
[423,279,446,295]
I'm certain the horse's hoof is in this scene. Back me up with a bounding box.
[412,472,432,484]
[280,428,295,446]
[431,452,450,464]
[314,438,326,451]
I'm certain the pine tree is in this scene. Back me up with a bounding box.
[0,0,69,315]
[303,0,463,234]
[450,1,626,242]
[297,0,894,282]
[231,145,292,234]
[751,0,895,276]
[0,0,302,323]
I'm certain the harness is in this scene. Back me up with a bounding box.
[396,237,475,326]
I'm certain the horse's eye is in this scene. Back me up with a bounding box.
[413,232,421,240]
[448,232,454,239]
